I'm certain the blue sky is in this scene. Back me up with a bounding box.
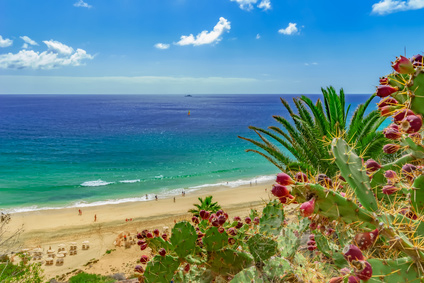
[1,0,424,94]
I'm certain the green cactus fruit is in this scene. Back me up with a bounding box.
[143,255,180,283]
[331,138,378,212]
[411,174,424,214]
[203,226,228,252]
[170,221,197,259]
[367,257,421,283]
[292,183,378,229]
[247,234,278,263]
[208,248,253,276]
[259,200,285,236]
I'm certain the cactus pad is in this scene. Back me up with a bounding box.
[208,248,253,276]
[203,226,228,252]
[170,221,197,258]
[247,234,278,263]
[259,200,285,236]
[143,255,180,283]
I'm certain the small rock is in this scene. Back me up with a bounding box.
[109,273,126,280]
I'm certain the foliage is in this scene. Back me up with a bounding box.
[188,196,221,216]
[239,86,387,176]
[0,258,44,283]
[68,272,115,283]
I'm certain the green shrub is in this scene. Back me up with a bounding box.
[68,272,115,283]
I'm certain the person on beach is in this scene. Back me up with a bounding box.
[155,195,158,201]
[173,197,176,203]
[78,209,82,216]
[94,214,97,222]
[145,194,148,200]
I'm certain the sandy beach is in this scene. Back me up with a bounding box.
[4,180,275,280]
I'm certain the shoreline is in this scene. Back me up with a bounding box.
[1,174,277,214]
[4,179,276,279]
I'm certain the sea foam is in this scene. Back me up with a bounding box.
[81,180,115,187]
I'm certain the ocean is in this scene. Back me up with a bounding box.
[0,94,373,213]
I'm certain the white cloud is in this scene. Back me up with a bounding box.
[20,36,38,49]
[74,0,92,8]
[154,43,170,50]
[0,40,93,70]
[305,62,318,66]
[257,0,271,10]
[43,40,75,55]
[0,35,13,48]
[256,34,261,39]
[278,23,299,35]
[372,0,424,14]
[175,17,231,46]
[230,0,271,11]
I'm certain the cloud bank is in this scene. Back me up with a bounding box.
[0,40,93,70]
[175,17,231,46]
[372,0,424,14]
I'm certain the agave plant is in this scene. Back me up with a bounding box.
[188,196,221,217]
[239,86,388,176]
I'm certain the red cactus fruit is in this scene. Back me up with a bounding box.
[233,216,241,221]
[365,159,381,173]
[146,232,154,239]
[383,144,401,154]
[137,239,146,246]
[211,217,219,227]
[378,97,398,108]
[402,163,417,182]
[294,172,309,183]
[197,231,204,238]
[317,174,332,187]
[140,243,148,251]
[217,215,226,225]
[184,263,190,273]
[140,255,149,264]
[192,216,200,224]
[235,221,243,229]
[271,184,290,198]
[276,173,295,186]
[307,240,316,246]
[340,192,346,198]
[309,222,317,230]
[354,229,379,250]
[279,194,295,204]
[402,115,423,133]
[343,245,364,262]
[329,277,343,283]
[245,217,252,224]
[411,54,424,67]
[326,228,335,236]
[253,217,260,225]
[354,260,373,281]
[382,185,399,195]
[383,128,402,140]
[385,169,398,182]
[393,109,415,124]
[376,85,398,98]
[161,233,168,241]
[216,209,224,216]
[228,238,236,245]
[227,227,237,236]
[309,234,315,240]
[141,230,149,238]
[218,226,225,233]
[348,276,360,283]
[379,77,389,85]
[134,265,144,273]
[224,213,229,219]
[158,248,166,256]
[307,245,317,251]
[153,229,160,237]
[199,210,208,220]
[400,207,418,220]
[299,199,315,217]
[196,238,203,247]
[392,56,415,74]
[136,233,143,239]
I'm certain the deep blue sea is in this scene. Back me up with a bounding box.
[0,94,374,212]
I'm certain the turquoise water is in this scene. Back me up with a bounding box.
[0,94,373,212]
